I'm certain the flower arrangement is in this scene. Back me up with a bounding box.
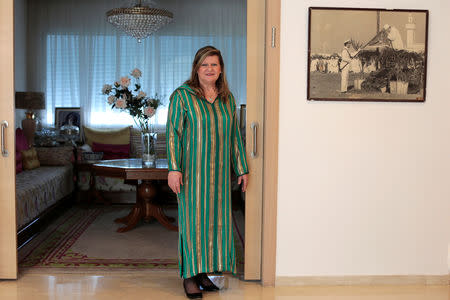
[102,68,161,132]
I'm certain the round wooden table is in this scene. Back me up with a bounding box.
[92,158,177,233]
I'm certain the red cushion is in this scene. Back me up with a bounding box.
[15,128,29,173]
[92,142,130,160]
[16,151,22,174]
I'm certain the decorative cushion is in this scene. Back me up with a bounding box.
[16,128,29,173]
[83,126,130,147]
[21,148,40,170]
[92,142,130,160]
[35,146,74,166]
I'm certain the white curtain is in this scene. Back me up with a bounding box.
[27,0,246,128]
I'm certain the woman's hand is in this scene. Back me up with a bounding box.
[168,171,183,194]
[237,174,249,192]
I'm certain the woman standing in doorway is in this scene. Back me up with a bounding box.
[166,46,249,299]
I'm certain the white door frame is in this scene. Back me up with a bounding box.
[0,0,18,280]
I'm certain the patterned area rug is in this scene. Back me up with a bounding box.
[19,205,245,273]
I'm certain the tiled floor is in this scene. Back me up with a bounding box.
[0,271,448,300]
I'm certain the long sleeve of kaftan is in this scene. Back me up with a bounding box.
[230,96,249,176]
[166,91,185,172]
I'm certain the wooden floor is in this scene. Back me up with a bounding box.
[0,271,448,299]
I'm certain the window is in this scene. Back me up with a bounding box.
[44,34,245,127]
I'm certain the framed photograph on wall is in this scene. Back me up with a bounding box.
[307,7,429,102]
[55,107,81,130]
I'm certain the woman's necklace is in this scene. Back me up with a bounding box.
[204,89,217,103]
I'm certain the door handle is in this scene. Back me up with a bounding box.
[1,120,8,157]
[250,122,258,158]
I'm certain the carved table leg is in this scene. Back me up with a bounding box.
[115,182,144,232]
[115,206,143,233]
[141,180,178,231]
[115,180,177,232]
[152,204,178,231]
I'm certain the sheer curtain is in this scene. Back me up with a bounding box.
[27,0,246,128]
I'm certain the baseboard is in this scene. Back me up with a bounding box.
[275,275,449,286]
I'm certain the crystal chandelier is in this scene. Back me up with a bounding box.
[106,0,173,43]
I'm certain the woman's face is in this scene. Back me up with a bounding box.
[197,55,221,86]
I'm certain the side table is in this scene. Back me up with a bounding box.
[92,158,177,233]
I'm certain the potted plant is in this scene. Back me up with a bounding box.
[361,69,388,92]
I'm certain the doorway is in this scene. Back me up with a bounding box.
[2,0,279,283]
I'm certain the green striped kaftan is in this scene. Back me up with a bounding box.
[166,84,248,278]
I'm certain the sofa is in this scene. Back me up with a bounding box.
[15,128,75,240]
[76,125,171,203]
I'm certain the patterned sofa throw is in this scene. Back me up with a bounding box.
[16,165,74,229]
[36,146,74,165]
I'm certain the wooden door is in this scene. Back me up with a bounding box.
[245,0,280,284]
[244,0,265,280]
[261,0,280,286]
[0,0,18,280]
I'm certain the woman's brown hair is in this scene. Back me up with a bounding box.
[185,45,231,102]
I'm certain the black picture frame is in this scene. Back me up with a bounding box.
[55,107,81,131]
[307,7,429,102]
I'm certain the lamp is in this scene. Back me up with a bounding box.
[106,0,173,43]
[15,92,45,146]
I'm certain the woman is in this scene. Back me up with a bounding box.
[166,46,249,299]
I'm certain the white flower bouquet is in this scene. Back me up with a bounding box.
[102,68,161,132]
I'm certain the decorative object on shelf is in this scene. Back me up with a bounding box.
[106,0,173,43]
[34,127,59,147]
[55,107,81,143]
[102,68,161,166]
[15,92,46,146]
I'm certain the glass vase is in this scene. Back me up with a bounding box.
[141,129,157,167]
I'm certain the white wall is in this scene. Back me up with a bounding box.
[277,0,450,277]
[14,0,27,129]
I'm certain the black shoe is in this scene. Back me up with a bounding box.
[195,273,220,292]
[183,278,203,299]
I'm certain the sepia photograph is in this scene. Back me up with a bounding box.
[307,7,428,102]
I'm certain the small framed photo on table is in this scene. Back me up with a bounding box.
[307,7,428,102]
[55,107,82,141]
[55,107,81,128]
